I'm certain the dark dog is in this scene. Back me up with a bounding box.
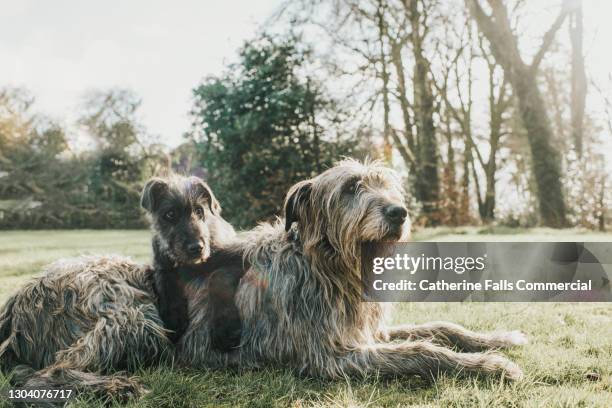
[141,175,243,349]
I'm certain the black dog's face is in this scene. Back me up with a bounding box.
[141,176,221,266]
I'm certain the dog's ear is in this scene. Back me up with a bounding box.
[189,176,221,215]
[284,179,312,231]
[141,178,168,212]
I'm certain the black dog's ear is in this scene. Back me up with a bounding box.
[141,178,168,212]
[189,176,221,215]
[284,179,312,231]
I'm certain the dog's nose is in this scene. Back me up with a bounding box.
[385,205,408,224]
[187,242,204,256]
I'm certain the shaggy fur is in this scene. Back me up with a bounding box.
[0,176,241,401]
[181,159,527,381]
[0,256,167,400]
[140,175,238,345]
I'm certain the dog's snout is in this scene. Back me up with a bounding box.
[187,242,204,256]
[384,205,408,224]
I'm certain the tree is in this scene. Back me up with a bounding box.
[403,0,440,224]
[288,0,441,224]
[0,87,164,229]
[0,88,34,167]
[470,36,513,223]
[569,0,586,157]
[78,89,151,228]
[0,88,84,228]
[467,0,569,227]
[191,35,357,228]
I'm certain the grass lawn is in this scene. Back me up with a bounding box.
[0,227,611,407]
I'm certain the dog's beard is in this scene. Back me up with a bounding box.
[391,218,411,242]
[163,241,211,266]
[396,218,411,241]
[359,217,409,242]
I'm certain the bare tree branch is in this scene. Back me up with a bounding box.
[530,2,570,73]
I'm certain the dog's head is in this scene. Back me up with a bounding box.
[141,175,223,266]
[284,159,410,260]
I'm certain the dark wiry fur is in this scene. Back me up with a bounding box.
[140,175,237,344]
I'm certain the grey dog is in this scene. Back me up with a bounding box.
[181,159,527,381]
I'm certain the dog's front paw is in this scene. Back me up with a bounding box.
[495,330,528,347]
[105,375,148,403]
[486,354,524,381]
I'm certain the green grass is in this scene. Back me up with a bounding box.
[411,226,612,242]
[0,230,150,301]
[0,228,611,407]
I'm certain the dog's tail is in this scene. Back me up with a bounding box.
[0,294,19,373]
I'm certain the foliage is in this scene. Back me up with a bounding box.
[0,88,161,229]
[191,35,360,228]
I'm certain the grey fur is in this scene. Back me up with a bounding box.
[0,256,168,401]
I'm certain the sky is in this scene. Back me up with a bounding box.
[0,0,281,146]
[1,0,611,150]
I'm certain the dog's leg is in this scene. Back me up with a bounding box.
[383,321,527,352]
[208,265,244,352]
[19,306,170,402]
[20,366,143,405]
[338,340,523,381]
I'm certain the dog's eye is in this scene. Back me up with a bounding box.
[344,179,359,194]
[194,207,204,218]
[164,210,176,221]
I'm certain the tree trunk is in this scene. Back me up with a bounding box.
[480,62,504,223]
[467,0,568,227]
[390,40,416,157]
[512,74,567,227]
[389,40,419,180]
[461,144,472,224]
[544,69,569,166]
[481,148,496,222]
[376,0,393,164]
[570,1,586,157]
[443,108,459,225]
[406,0,439,224]
[598,177,606,232]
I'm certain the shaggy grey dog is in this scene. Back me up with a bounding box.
[181,159,527,380]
